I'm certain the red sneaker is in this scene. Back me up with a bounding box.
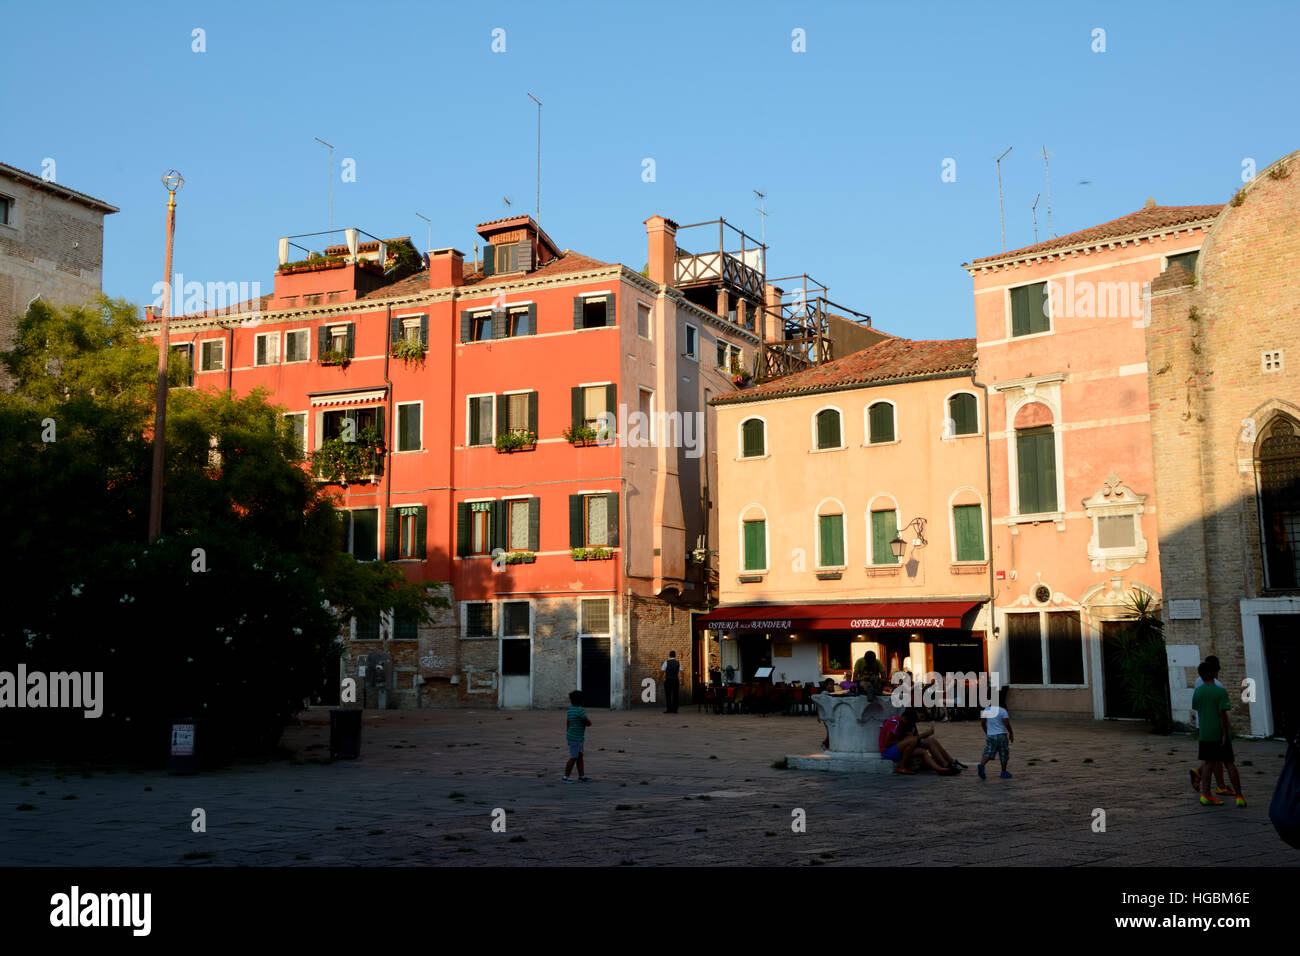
[894,766,916,775]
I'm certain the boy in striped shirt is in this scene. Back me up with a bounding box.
[563,690,592,783]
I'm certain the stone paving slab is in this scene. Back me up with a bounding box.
[0,708,1295,867]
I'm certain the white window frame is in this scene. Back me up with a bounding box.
[578,597,613,637]
[499,598,534,639]
[1006,281,1053,340]
[635,387,655,445]
[198,337,225,372]
[814,498,848,570]
[739,504,770,574]
[329,324,349,354]
[505,497,533,552]
[947,488,987,563]
[864,400,899,446]
[737,415,768,460]
[284,328,310,363]
[395,400,423,453]
[810,405,845,453]
[1004,608,1088,689]
[466,392,496,447]
[399,315,423,344]
[461,600,497,639]
[943,389,982,439]
[283,411,308,456]
[254,331,280,366]
[683,323,698,361]
[1082,480,1148,567]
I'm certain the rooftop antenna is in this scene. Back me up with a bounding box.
[1031,194,1041,243]
[1042,145,1054,237]
[996,146,1013,252]
[527,93,542,225]
[503,196,512,212]
[314,137,334,241]
[415,212,431,255]
[753,189,768,273]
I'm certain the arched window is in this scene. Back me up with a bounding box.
[740,504,768,572]
[949,488,985,562]
[947,393,978,436]
[740,418,765,458]
[867,402,896,444]
[816,499,846,568]
[1259,417,1300,589]
[814,408,842,450]
[1013,402,1057,515]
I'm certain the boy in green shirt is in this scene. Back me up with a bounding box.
[562,690,592,783]
[1191,661,1245,807]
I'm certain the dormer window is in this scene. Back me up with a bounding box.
[482,240,533,277]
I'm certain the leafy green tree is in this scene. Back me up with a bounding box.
[0,298,446,761]
[1111,590,1174,734]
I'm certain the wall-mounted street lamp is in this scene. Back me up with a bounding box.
[890,517,928,559]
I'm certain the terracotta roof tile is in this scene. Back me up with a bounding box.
[358,249,618,300]
[715,337,976,405]
[969,203,1222,265]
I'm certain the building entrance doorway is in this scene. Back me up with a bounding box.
[1101,620,1141,719]
[500,638,531,709]
[1263,614,1300,738]
[580,637,611,708]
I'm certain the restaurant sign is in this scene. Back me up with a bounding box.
[705,620,792,631]
[849,617,947,628]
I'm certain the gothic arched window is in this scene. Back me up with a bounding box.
[1259,417,1300,590]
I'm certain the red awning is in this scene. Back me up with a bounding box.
[693,601,983,632]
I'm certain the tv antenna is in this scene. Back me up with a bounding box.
[415,212,431,255]
[1031,194,1040,243]
[314,137,335,240]
[753,189,768,272]
[996,146,1012,251]
[527,93,542,225]
[1042,145,1054,237]
[503,196,512,211]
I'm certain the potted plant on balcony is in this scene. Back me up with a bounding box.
[495,430,537,453]
[278,253,345,275]
[730,355,753,389]
[320,349,350,367]
[311,426,384,486]
[570,547,590,561]
[391,338,425,363]
[504,550,536,565]
[563,424,599,446]
[384,240,422,280]
[587,547,613,560]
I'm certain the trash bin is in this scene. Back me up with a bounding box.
[167,718,201,775]
[330,708,362,759]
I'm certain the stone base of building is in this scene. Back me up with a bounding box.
[785,751,895,773]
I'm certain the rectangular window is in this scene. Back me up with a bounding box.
[585,495,609,547]
[580,599,610,635]
[392,607,418,641]
[816,410,841,449]
[818,514,845,567]
[0,196,11,225]
[254,332,278,366]
[170,344,194,387]
[396,403,421,452]
[637,389,653,443]
[871,510,899,565]
[401,318,422,343]
[284,412,307,456]
[200,339,224,372]
[508,499,530,550]
[1009,282,1050,336]
[468,396,493,446]
[507,393,529,434]
[503,601,531,636]
[1166,251,1198,274]
[471,311,492,341]
[1016,426,1058,514]
[741,418,765,458]
[343,508,379,562]
[1006,613,1043,684]
[285,329,309,363]
[953,504,985,561]
[581,296,608,329]
[868,403,895,443]
[636,302,652,340]
[353,610,380,641]
[1097,514,1135,549]
[466,602,494,637]
[321,407,381,444]
[330,325,349,354]
[1046,611,1084,685]
[684,324,698,360]
[470,502,491,555]
[397,510,419,559]
[743,519,766,571]
[507,308,530,337]
[717,341,729,369]
[582,386,607,429]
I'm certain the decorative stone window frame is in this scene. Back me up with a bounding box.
[994,374,1067,531]
[1082,473,1148,571]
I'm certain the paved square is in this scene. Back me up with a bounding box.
[1,709,1295,866]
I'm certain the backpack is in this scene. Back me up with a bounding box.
[878,715,899,753]
[664,658,680,679]
[1269,730,1300,850]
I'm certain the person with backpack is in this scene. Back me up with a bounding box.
[660,650,682,714]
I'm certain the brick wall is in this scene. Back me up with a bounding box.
[626,593,695,708]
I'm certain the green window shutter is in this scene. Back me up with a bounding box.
[492,309,506,340]
[460,310,471,343]
[528,497,541,551]
[569,495,583,548]
[528,391,539,434]
[495,395,506,439]
[950,394,976,435]
[353,508,379,562]
[872,510,898,565]
[604,384,617,420]
[526,303,537,336]
[573,297,584,330]
[869,403,894,443]
[317,325,329,358]
[345,324,356,358]
[384,507,398,561]
[374,405,385,444]
[1037,429,1058,512]
[491,500,505,553]
[1016,430,1040,513]
[742,418,765,457]
[605,293,617,326]
[456,502,471,557]
[1010,285,1030,337]
[819,514,844,567]
[515,240,532,272]
[743,519,766,570]
[481,245,495,277]
[389,315,401,346]
[1030,282,1049,333]
[414,506,427,559]
[816,410,841,448]
[605,492,619,547]
[420,315,429,347]
[571,387,582,431]
[954,504,984,561]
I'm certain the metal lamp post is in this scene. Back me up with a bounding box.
[148,170,183,542]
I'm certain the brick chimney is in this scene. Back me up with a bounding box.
[644,215,678,286]
[429,248,464,289]
[763,282,783,342]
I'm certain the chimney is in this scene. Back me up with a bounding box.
[644,215,678,286]
[429,248,465,288]
[763,283,783,343]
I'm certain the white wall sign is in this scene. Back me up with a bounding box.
[1168,599,1202,620]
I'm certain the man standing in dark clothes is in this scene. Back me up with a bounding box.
[661,650,682,713]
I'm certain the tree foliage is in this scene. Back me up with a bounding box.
[1111,590,1174,734]
[0,298,445,762]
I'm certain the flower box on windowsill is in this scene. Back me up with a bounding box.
[571,547,613,561]
[504,551,536,565]
[864,566,901,577]
[816,570,843,580]
[319,350,350,367]
[495,431,538,454]
[737,574,764,584]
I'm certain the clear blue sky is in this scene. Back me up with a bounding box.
[4,0,1297,340]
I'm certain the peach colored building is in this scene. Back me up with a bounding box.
[704,338,992,689]
[965,201,1221,717]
